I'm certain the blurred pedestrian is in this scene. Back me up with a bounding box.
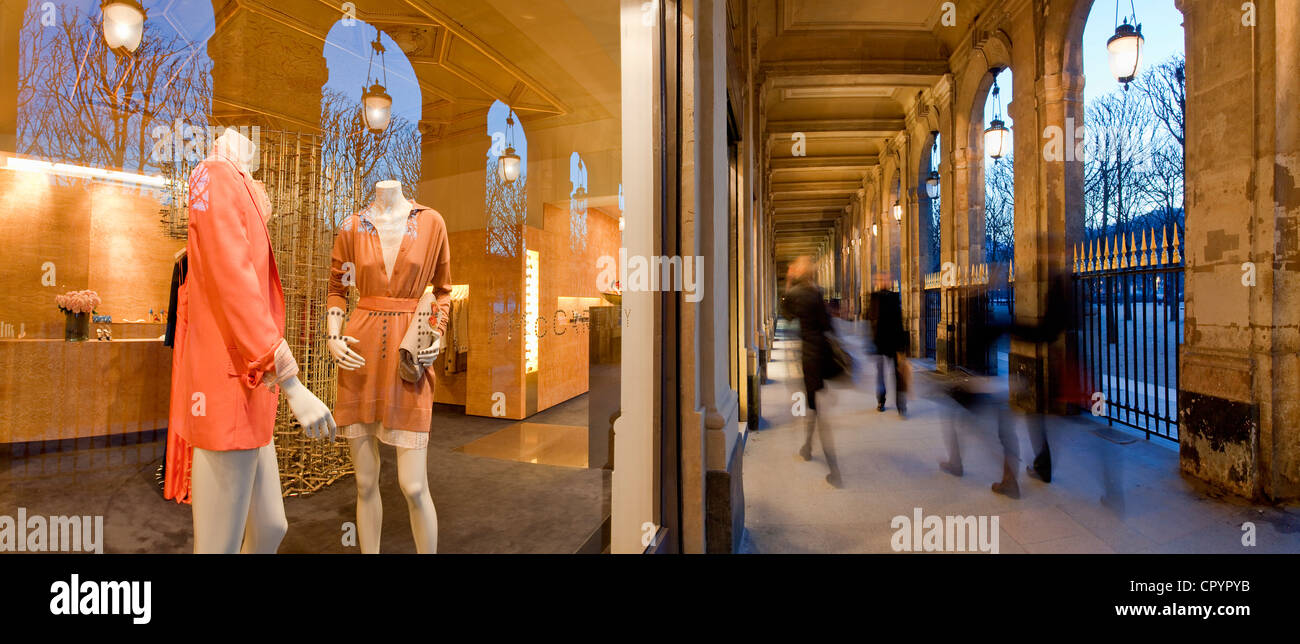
[781,256,843,488]
[868,273,908,416]
[1008,266,1078,484]
[938,270,1022,497]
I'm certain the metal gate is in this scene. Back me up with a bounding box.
[923,273,939,359]
[1071,225,1184,440]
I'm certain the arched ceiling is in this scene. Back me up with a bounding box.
[757,0,998,266]
[207,0,618,141]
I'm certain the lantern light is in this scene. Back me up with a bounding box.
[985,119,1011,160]
[892,200,902,222]
[1106,20,1144,86]
[361,31,392,134]
[100,0,146,54]
[361,83,392,134]
[872,223,879,237]
[984,73,1011,160]
[497,111,522,184]
[925,170,940,200]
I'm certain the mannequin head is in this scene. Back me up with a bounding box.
[373,180,410,210]
[213,127,257,171]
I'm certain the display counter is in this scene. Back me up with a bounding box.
[0,337,171,444]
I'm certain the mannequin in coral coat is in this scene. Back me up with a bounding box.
[175,127,336,554]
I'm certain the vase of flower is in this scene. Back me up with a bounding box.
[55,290,102,342]
[64,311,90,341]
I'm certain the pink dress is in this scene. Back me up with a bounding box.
[327,203,452,446]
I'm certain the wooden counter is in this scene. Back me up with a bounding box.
[0,338,171,444]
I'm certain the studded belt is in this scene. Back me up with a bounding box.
[357,296,418,313]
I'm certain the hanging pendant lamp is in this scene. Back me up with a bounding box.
[984,73,1011,160]
[100,0,146,54]
[498,112,522,184]
[361,32,392,134]
[1107,1,1145,87]
[925,134,941,200]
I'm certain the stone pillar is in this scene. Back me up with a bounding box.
[1177,0,1300,500]
[0,0,23,154]
[1008,65,1085,412]
[208,4,327,130]
[940,146,974,370]
[678,0,743,553]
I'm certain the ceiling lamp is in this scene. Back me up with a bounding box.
[100,0,146,54]
[984,73,1011,160]
[872,223,879,237]
[497,112,522,184]
[361,32,392,134]
[1107,2,1144,87]
[892,199,902,222]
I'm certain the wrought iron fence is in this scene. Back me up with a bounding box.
[1071,225,1184,441]
[922,265,996,373]
[923,273,939,360]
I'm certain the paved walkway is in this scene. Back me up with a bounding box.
[740,322,1300,554]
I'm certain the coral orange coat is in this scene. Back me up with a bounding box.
[170,154,286,452]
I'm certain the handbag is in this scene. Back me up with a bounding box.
[824,332,853,379]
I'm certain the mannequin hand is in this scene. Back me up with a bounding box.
[328,335,365,371]
[283,378,336,441]
[416,333,443,368]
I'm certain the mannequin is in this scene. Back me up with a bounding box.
[327,179,452,553]
[175,127,336,554]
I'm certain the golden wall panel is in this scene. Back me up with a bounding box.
[0,338,171,444]
[0,170,182,339]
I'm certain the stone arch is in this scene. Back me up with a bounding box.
[914,127,942,274]
[953,30,1013,157]
[950,30,1014,268]
[320,17,424,218]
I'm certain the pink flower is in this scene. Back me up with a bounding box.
[56,290,100,314]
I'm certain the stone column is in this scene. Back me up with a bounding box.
[1008,65,1084,412]
[678,0,743,553]
[1177,0,1300,500]
[0,0,23,154]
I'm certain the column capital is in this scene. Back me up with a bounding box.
[1038,72,1086,104]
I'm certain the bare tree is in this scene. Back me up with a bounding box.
[1138,140,1184,230]
[318,88,422,225]
[16,5,211,173]
[1083,88,1159,237]
[1135,54,1185,151]
[485,156,526,257]
[984,154,1015,264]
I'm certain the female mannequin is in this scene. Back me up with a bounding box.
[326,179,451,553]
[175,127,335,554]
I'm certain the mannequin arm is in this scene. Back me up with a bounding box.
[280,375,336,440]
[326,306,365,370]
[324,219,365,370]
[413,291,442,367]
